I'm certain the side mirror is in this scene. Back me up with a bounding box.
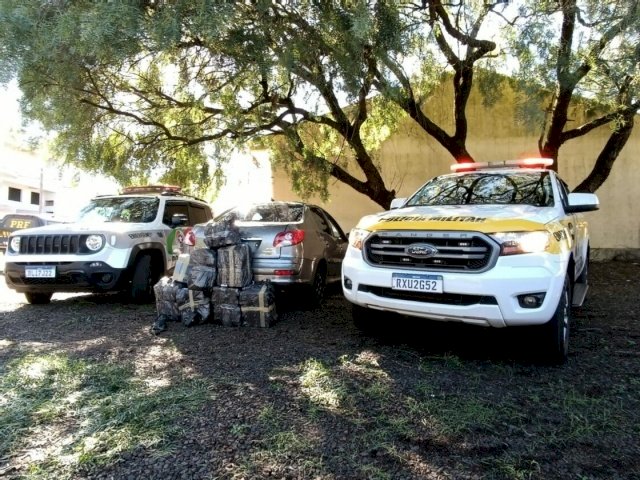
[171,213,189,227]
[565,193,599,213]
[390,198,407,209]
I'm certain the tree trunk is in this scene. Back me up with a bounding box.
[573,114,635,193]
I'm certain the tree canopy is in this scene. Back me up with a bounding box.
[0,0,638,207]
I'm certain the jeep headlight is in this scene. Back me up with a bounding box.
[490,231,550,255]
[9,236,21,252]
[349,228,370,251]
[85,234,104,252]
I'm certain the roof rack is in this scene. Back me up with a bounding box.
[450,158,554,172]
[118,185,208,203]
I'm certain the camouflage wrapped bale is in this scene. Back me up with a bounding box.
[211,286,240,306]
[217,243,252,288]
[211,286,241,326]
[176,287,211,327]
[239,282,278,327]
[215,304,243,327]
[186,265,217,292]
[153,276,182,322]
[203,215,241,249]
[190,248,217,267]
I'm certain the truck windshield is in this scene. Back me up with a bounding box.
[78,197,159,223]
[405,171,554,207]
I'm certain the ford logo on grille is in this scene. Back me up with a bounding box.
[406,243,438,258]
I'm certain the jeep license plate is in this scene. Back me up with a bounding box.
[25,266,56,279]
[391,273,443,293]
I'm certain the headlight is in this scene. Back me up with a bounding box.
[9,236,21,252]
[85,234,104,251]
[348,228,370,250]
[490,231,550,255]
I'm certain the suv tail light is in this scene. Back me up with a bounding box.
[273,230,305,248]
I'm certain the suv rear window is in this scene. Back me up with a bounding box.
[219,203,304,223]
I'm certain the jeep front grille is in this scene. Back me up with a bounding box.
[364,230,498,272]
[19,234,93,255]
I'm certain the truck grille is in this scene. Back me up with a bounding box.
[364,230,498,272]
[18,234,92,255]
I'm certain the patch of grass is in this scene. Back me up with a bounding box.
[484,456,541,480]
[299,358,348,410]
[0,353,209,479]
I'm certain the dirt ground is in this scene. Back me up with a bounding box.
[0,258,639,480]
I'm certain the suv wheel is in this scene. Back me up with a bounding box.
[541,275,571,364]
[25,292,53,305]
[129,254,156,304]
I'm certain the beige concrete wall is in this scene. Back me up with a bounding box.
[272,80,640,255]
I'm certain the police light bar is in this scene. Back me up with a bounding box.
[450,162,488,172]
[450,158,554,172]
[121,185,182,194]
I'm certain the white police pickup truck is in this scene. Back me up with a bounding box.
[342,159,599,363]
[4,186,212,304]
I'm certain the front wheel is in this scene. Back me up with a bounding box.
[540,275,571,364]
[25,292,53,305]
[129,254,156,304]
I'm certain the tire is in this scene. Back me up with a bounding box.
[352,304,385,335]
[25,292,53,305]
[540,275,571,364]
[307,264,327,308]
[129,254,155,304]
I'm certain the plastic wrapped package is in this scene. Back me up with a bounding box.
[190,248,217,267]
[217,243,252,288]
[211,286,240,305]
[239,282,278,327]
[172,254,192,283]
[211,286,240,326]
[215,304,243,327]
[203,215,242,249]
[176,287,211,327]
[186,265,217,292]
[153,276,182,321]
[151,276,184,334]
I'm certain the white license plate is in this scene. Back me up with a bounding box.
[391,273,443,293]
[25,266,56,279]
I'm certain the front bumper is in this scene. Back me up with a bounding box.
[4,260,127,293]
[342,248,568,328]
